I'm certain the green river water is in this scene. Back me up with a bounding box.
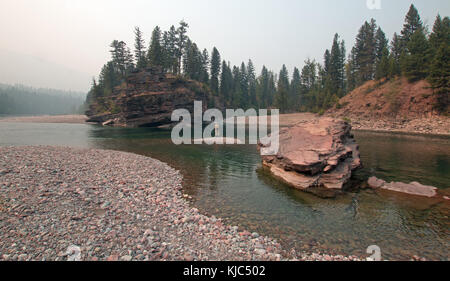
[0,122,449,260]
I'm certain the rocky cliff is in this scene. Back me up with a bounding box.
[86,67,216,127]
[258,117,361,198]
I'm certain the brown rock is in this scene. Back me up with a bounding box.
[86,67,217,128]
[367,176,386,189]
[259,117,361,197]
[367,176,438,198]
[382,181,437,198]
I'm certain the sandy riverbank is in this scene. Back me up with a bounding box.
[1,113,448,136]
[0,115,88,124]
[0,146,363,261]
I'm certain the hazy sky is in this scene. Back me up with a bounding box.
[0,0,449,92]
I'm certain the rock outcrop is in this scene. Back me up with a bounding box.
[326,77,450,135]
[367,176,438,198]
[86,67,214,127]
[258,117,361,198]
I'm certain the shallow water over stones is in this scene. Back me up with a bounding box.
[0,122,449,260]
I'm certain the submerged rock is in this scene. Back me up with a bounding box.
[258,117,361,197]
[367,176,438,198]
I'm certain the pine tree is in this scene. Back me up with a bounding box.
[290,67,301,110]
[134,27,147,69]
[110,40,134,78]
[176,20,189,74]
[232,66,242,107]
[429,15,450,51]
[210,47,221,94]
[401,4,423,48]
[276,65,289,113]
[352,19,377,85]
[428,43,449,113]
[389,32,402,76]
[167,25,179,73]
[329,33,346,94]
[239,62,248,108]
[375,47,390,80]
[219,61,233,105]
[375,27,389,63]
[257,66,270,108]
[147,26,163,67]
[402,29,431,81]
[324,50,331,74]
[300,59,317,90]
[247,59,257,108]
[428,15,450,113]
[200,49,210,84]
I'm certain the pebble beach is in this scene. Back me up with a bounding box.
[0,146,363,261]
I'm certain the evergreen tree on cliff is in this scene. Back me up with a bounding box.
[428,43,449,113]
[147,26,164,67]
[428,15,450,113]
[200,49,210,84]
[210,47,221,94]
[166,25,179,73]
[402,29,431,81]
[375,47,390,80]
[375,27,389,64]
[353,19,377,85]
[110,40,134,78]
[401,4,423,49]
[389,33,402,77]
[134,27,147,69]
[429,15,450,51]
[176,20,189,74]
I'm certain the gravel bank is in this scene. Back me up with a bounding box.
[349,116,450,136]
[0,115,88,124]
[0,146,362,261]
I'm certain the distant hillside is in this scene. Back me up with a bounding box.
[327,77,447,119]
[0,83,86,115]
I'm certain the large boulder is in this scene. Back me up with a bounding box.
[258,117,361,197]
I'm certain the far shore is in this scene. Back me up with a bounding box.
[1,113,448,136]
[0,114,88,124]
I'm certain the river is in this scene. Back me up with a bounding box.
[0,121,448,260]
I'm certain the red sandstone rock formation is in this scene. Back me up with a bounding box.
[258,117,361,198]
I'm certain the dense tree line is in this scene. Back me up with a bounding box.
[0,84,85,115]
[88,5,449,114]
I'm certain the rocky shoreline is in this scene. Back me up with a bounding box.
[339,116,450,136]
[0,115,88,124]
[0,146,363,261]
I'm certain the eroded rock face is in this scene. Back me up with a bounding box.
[367,176,438,198]
[259,117,361,197]
[86,67,211,127]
